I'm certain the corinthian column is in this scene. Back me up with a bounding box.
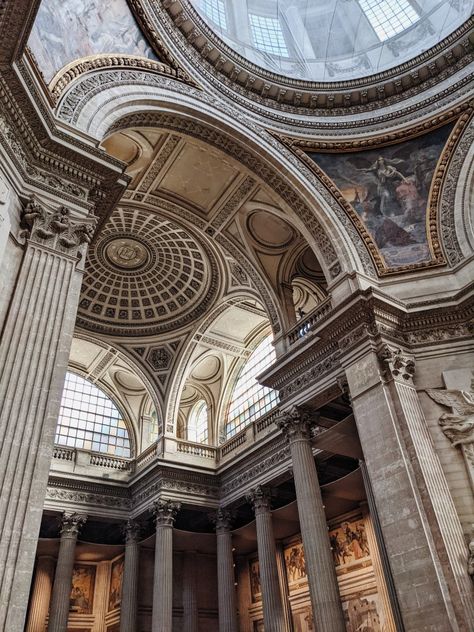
[47,512,87,632]
[247,487,286,632]
[211,508,238,632]
[151,500,180,632]
[26,556,55,632]
[0,199,95,631]
[120,520,141,632]
[277,409,345,632]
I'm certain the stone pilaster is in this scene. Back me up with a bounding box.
[277,409,346,632]
[151,500,180,632]
[26,556,55,632]
[47,512,87,632]
[0,199,95,631]
[212,508,239,632]
[247,486,286,632]
[120,520,141,632]
[183,551,199,632]
[345,345,474,631]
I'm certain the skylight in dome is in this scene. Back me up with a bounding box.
[359,0,419,41]
[200,0,227,30]
[249,14,289,57]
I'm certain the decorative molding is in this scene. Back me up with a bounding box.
[378,345,416,384]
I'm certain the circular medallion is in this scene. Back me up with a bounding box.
[105,238,150,269]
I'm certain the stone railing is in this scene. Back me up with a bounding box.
[135,442,159,469]
[255,408,279,434]
[89,453,133,471]
[52,445,75,461]
[176,440,217,459]
[287,298,332,346]
[220,430,247,457]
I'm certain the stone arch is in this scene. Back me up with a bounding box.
[56,70,374,281]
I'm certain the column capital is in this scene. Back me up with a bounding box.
[210,507,234,533]
[276,406,313,442]
[20,198,96,258]
[378,345,415,384]
[122,519,142,544]
[247,485,273,515]
[58,512,87,538]
[152,499,181,527]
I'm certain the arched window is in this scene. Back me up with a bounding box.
[55,372,131,457]
[225,334,279,438]
[188,400,209,444]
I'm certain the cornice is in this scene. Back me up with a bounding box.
[154,0,474,122]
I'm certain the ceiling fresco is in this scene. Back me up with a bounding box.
[28,0,156,83]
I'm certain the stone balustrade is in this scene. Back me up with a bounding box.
[287,297,332,346]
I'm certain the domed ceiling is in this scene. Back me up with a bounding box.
[77,207,220,337]
[190,0,474,81]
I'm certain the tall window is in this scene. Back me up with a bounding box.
[56,372,131,457]
[225,334,279,438]
[188,400,209,444]
[249,14,288,56]
[359,0,419,41]
[200,0,227,29]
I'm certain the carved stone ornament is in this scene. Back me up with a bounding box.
[20,198,96,257]
[246,485,272,514]
[276,406,313,442]
[378,345,416,383]
[152,499,181,527]
[210,507,234,533]
[426,386,474,498]
[122,519,142,544]
[59,512,87,538]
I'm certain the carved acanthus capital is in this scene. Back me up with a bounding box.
[59,512,87,538]
[122,519,142,544]
[276,406,313,442]
[247,485,273,515]
[152,499,181,527]
[210,507,235,533]
[378,345,415,384]
[20,198,96,257]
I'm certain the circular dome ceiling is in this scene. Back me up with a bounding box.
[77,208,220,337]
[189,0,473,82]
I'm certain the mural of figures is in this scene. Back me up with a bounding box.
[28,0,156,83]
[292,607,315,632]
[69,565,95,614]
[343,596,384,632]
[108,556,124,611]
[308,125,453,267]
[284,541,307,585]
[249,559,262,602]
[329,519,370,569]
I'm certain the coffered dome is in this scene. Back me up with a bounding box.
[77,207,220,337]
[190,0,474,82]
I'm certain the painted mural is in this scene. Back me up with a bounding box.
[69,565,96,614]
[108,556,124,611]
[284,540,307,587]
[343,594,385,632]
[28,0,156,83]
[249,559,262,602]
[308,125,453,268]
[329,518,371,571]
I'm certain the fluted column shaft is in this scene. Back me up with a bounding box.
[183,551,199,632]
[0,201,95,631]
[276,543,294,632]
[120,520,141,632]
[26,556,55,632]
[47,513,86,632]
[248,487,287,632]
[278,412,345,632]
[152,500,180,632]
[213,509,239,632]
